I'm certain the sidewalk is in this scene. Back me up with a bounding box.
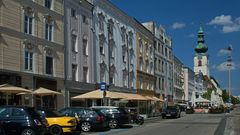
[224,107,240,135]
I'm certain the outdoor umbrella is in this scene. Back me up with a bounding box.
[33,87,63,108]
[71,89,124,100]
[0,84,32,105]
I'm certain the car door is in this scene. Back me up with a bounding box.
[0,107,14,134]
[10,108,29,133]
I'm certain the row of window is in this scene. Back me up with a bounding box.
[24,51,53,75]
[71,34,88,56]
[154,41,172,60]
[99,69,134,88]
[139,79,154,90]
[72,65,89,82]
[24,14,53,41]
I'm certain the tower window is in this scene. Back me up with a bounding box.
[198,60,202,66]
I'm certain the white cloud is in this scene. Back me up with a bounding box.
[171,22,186,29]
[216,62,236,71]
[223,24,240,33]
[217,49,231,56]
[208,15,240,33]
[209,15,233,25]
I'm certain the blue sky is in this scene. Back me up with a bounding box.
[110,0,240,96]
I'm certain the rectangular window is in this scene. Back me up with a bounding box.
[123,76,127,87]
[71,8,76,17]
[72,64,77,81]
[45,23,53,41]
[83,67,88,82]
[83,15,88,24]
[83,39,88,55]
[24,51,33,71]
[140,79,143,89]
[72,34,77,52]
[110,76,114,84]
[45,0,52,9]
[100,42,104,55]
[24,15,33,35]
[99,20,104,31]
[46,56,53,75]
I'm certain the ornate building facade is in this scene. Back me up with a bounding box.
[92,0,137,93]
[0,0,65,109]
[64,0,94,107]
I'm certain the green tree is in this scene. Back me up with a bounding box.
[202,88,215,100]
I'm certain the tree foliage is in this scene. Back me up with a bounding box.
[202,88,214,100]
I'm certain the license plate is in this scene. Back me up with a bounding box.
[166,114,171,116]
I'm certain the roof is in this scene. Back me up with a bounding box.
[90,106,118,109]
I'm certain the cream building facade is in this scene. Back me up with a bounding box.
[0,0,64,109]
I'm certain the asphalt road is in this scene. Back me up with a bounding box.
[82,113,225,135]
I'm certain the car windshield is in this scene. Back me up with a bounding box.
[26,108,40,117]
[166,106,178,110]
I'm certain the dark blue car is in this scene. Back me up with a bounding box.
[59,107,108,132]
[0,106,47,135]
[91,106,130,129]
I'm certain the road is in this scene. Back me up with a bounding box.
[82,113,225,135]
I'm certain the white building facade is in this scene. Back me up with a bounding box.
[64,0,95,107]
[92,0,137,93]
[142,22,173,102]
[183,67,195,103]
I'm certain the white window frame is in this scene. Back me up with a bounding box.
[71,34,77,52]
[24,50,34,71]
[83,67,89,82]
[44,0,53,10]
[83,38,88,56]
[45,55,54,75]
[72,64,78,81]
[23,14,34,35]
[45,22,53,41]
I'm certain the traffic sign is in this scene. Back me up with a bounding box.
[100,82,107,91]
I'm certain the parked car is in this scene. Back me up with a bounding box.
[37,109,77,135]
[162,105,181,119]
[126,107,144,125]
[0,106,47,135]
[59,107,108,132]
[91,106,130,129]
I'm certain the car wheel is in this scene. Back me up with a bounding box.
[21,128,35,135]
[49,125,63,135]
[109,119,118,129]
[81,121,91,132]
[0,126,6,135]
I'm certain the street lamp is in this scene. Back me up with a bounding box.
[226,45,233,104]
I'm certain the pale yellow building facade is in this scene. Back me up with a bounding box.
[0,0,64,109]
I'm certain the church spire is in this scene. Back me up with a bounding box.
[195,25,208,54]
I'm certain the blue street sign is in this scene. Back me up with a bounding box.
[100,82,107,91]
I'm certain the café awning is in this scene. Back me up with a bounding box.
[33,87,62,96]
[71,89,124,100]
[0,84,32,105]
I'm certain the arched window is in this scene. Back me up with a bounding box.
[198,60,202,66]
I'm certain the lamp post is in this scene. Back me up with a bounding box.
[226,45,232,104]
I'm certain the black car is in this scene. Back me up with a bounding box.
[91,106,130,129]
[162,105,181,119]
[59,107,108,132]
[0,106,47,135]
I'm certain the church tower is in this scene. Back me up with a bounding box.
[194,26,209,77]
